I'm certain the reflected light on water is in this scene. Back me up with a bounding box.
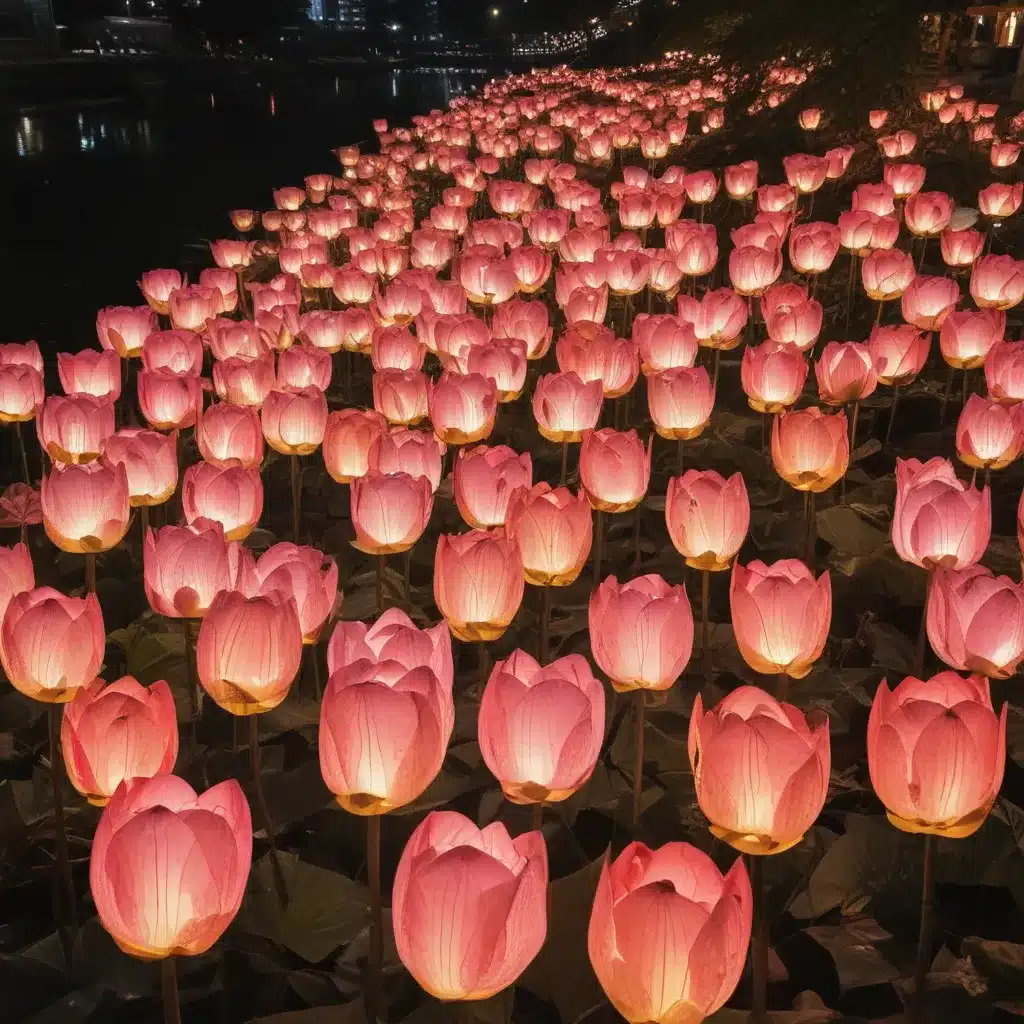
[16,116,43,158]
[270,93,276,116]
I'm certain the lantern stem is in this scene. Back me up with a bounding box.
[676,437,685,476]
[915,569,934,678]
[592,509,605,585]
[913,834,937,1023]
[749,853,769,1024]
[844,253,856,332]
[161,957,181,1024]
[884,386,901,449]
[48,704,77,965]
[366,814,383,1024]
[139,505,150,559]
[531,802,544,831]
[631,690,646,827]
[940,365,955,426]
[377,554,386,616]
[84,552,97,594]
[249,716,288,909]
[290,454,302,544]
[712,348,722,395]
[984,466,991,490]
[560,441,569,486]
[803,491,816,565]
[538,586,551,665]
[181,619,198,751]
[776,672,789,703]
[14,420,31,484]
[874,300,884,328]
[960,368,970,411]
[701,569,712,684]
[403,549,412,609]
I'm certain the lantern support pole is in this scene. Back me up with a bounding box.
[161,957,182,1024]
[915,569,934,678]
[14,421,31,484]
[538,586,551,665]
[366,814,383,1024]
[181,619,198,751]
[377,554,386,616]
[531,802,544,831]
[631,690,646,827]
[48,704,77,965]
[560,441,569,486]
[592,509,605,585]
[290,454,302,544]
[701,568,712,684]
[249,716,288,909]
[885,386,901,449]
[749,853,769,1024]
[84,552,97,594]
[913,834,937,1024]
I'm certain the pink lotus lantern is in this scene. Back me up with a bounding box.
[434,529,524,642]
[260,387,328,456]
[978,182,1024,219]
[182,460,263,541]
[853,182,896,217]
[970,254,1024,310]
[277,344,332,391]
[168,287,221,334]
[579,428,652,513]
[0,364,43,423]
[955,393,1024,469]
[252,542,338,644]
[783,153,828,195]
[588,840,751,1024]
[142,330,204,377]
[902,275,960,331]
[392,811,547,999]
[985,339,1024,402]
[62,677,178,806]
[633,314,698,374]
[729,244,783,296]
[323,408,386,483]
[556,329,640,399]
[197,402,264,469]
[884,162,926,199]
[788,223,840,275]
[90,775,251,959]
[57,349,121,402]
[453,445,532,530]
[197,588,302,715]
[533,372,603,442]
[96,305,158,358]
[0,587,104,702]
[868,672,1005,837]
[725,160,758,199]
[731,559,832,678]
[870,109,890,129]
[428,372,497,445]
[861,249,915,301]
[0,542,33,624]
[351,471,433,554]
[771,407,849,492]
[940,309,1004,369]
[741,341,808,414]
[904,192,954,237]
[666,470,749,571]
[213,355,277,409]
[371,325,426,372]
[144,519,255,619]
[892,457,990,569]
[139,269,184,315]
[41,461,130,554]
[491,297,553,360]
[369,427,444,491]
[102,428,178,506]
[37,393,114,464]
[373,368,430,426]
[506,484,593,587]
[137,369,202,431]
[941,228,985,268]
[990,142,1021,168]
[479,649,604,804]
[798,107,822,130]
[815,341,879,405]
[869,325,930,386]
[689,686,830,852]
[647,366,715,440]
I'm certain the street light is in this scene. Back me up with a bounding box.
[490,6,500,16]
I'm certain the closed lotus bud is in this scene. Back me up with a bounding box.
[466,337,528,401]
[580,428,652,513]
[815,341,879,405]
[373,368,430,426]
[506,484,592,586]
[589,840,751,1024]
[766,298,823,352]
[985,339,1024,402]
[839,210,899,255]
[41,461,130,553]
[557,330,640,399]
[741,341,808,414]
[868,672,1005,837]
[589,574,692,691]
[602,250,650,296]
[799,107,822,130]
[96,305,158,358]
[0,363,44,423]
[453,445,532,530]
[940,309,1004,369]
[139,269,184,315]
[991,142,1021,168]
[392,811,546,1000]
[689,686,830,853]
[369,427,444,491]
[783,153,829,195]
[884,162,926,199]
[683,170,718,205]
[0,542,33,625]
[902,274,961,330]
[788,222,840,275]
[144,519,255,619]
[971,254,1024,310]
[853,182,896,217]
[633,314,698,374]
[510,245,553,294]
[371,325,425,372]
[57,349,121,402]
[648,366,714,440]
[731,560,831,678]
[480,650,604,803]
[725,160,758,199]
[533,371,603,442]
[141,330,203,377]
[904,191,954,236]
[928,566,1024,678]
[197,403,263,469]
[206,319,266,362]
[870,109,890,129]
[323,408,386,483]
[62,677,178,806]
[37,394,114,464]
[666,223,719,278]
[868,325,930,385]
[563,284,609,325]
[168,286,221,333]
[978,182,1024,219]
[434,529,524,642]
[428,371,497,445]
[491,297,552,360]
[729,243,782,296]
[277,344,332,391]
[351,471,433,554]
[1,587,104,702]
[197,588,302,715]
[90,775,251,959]
[253,542,338,644]
[771,407,849,492]
[955,393,1024,469]
[332,265,375,306]
[299,310,348,354]
[102,428,178,507]
[319,653,452,815]
[137,369,202,431]
[260,386,327,455]
[892,457,990,569]
[213,354,276,409]
[666,470,749,571]
[182,460,263,541]
[941,227,985,268]
[757,184,797,214]
[862,248,916,301]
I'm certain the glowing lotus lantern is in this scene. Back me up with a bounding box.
[260,387,328,456]
[453,445,532,530]
[212,355,277,409]
[588,840,751,1024]
[373,368,430,426]
[506,484,592,586]
[0,587,104,702]
[102,428,178,507]
[144,519,255,619]
[492,297,553,360]
[434,529,524,642]
[955,393,1024,469]
[589,574,692,691]
[868,672,1005,837]
[196,588,302,715]
[556,329,640,399]
[815,341,879,405]
[428,372,497,445]
[861,249,915,302]
[277,344,332,391]
[788,222,840,275]
[139,269,184,315]
[770,407,849,492]
[689,686,830,853]
[62,677,178,806]
[458,250,517,307]
[878,130,917,159]
[741,341,807,414]
[978,182,1024,219]
[322,408,386,484]
[96,305,158,358]
[729,243,782,296]
[196,403,264,470]
[57,349,121,403]
[0,364,43,423]
[350,471,433,554]
[666,470,749,572]
[985,340,1024,402]
[990,142,1021,168]
[783,154,828,195]
[579,428,652,513]
[168,286,221,333]
[868,325,930,386]
[725,160,758,199]
[510,246,553,294]
[756,184,797,215]
[970,254,1024,310]
[941,228,985,268]
[839,211,898,255]
[730,560,831,679]
[647,365,714,440]
[904,192,954,236]
[369,427,444,491]
[37,394,114,464]
[677,288,747,350]
[252,543,338,644]
[892,457,990,569]
[826,145,856,179]
[798,107,822,130]
[41,461,130,554]
[0,542,33,624]
[940,309,1004,369]
[902,275,960,331]
[182,461,263,541]
[869,109,890,129]
[666,222,718,278]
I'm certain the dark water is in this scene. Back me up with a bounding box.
[0,67,490,349]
